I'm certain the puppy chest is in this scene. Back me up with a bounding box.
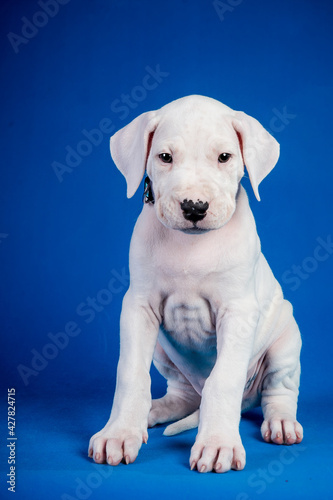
[162,294,216,349]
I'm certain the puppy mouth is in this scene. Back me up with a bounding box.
[179,225,211,235]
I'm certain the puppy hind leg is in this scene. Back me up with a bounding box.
[260,316,303,445]
[148,344,201,428]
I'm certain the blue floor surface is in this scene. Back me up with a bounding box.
[1,389,332,500]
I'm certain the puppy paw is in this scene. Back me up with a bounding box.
[261,418,303,445]
[88,425,148,465]
[189,432,246,473]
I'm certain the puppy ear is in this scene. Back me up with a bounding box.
[110,111,158,198]
[232,112,280,201]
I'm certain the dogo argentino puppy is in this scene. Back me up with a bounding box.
[88,95,303,473]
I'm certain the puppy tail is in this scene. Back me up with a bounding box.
[163,410,199,437]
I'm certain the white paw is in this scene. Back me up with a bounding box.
[189,432,246,473]
[261,418,303,445]
[88,424,148,465]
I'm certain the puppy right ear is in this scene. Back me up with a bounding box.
[110,111,158,198]
[232,112,280,201]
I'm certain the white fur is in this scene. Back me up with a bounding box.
[88,96,303,473]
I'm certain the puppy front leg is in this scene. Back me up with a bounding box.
[89,290,159,465]
[190,308,254,473]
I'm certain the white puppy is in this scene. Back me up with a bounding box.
[89,95,303,473]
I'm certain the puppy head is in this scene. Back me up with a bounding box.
[110,95,279,233]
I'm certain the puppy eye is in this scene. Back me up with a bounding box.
[159,153,173,163]
[218,153,231,163]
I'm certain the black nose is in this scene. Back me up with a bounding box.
[180,199,209,223]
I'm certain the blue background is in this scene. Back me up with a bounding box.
[1,0,333,498]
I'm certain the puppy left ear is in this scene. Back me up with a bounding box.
[110,111,158,198]
[232,112,280,201]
